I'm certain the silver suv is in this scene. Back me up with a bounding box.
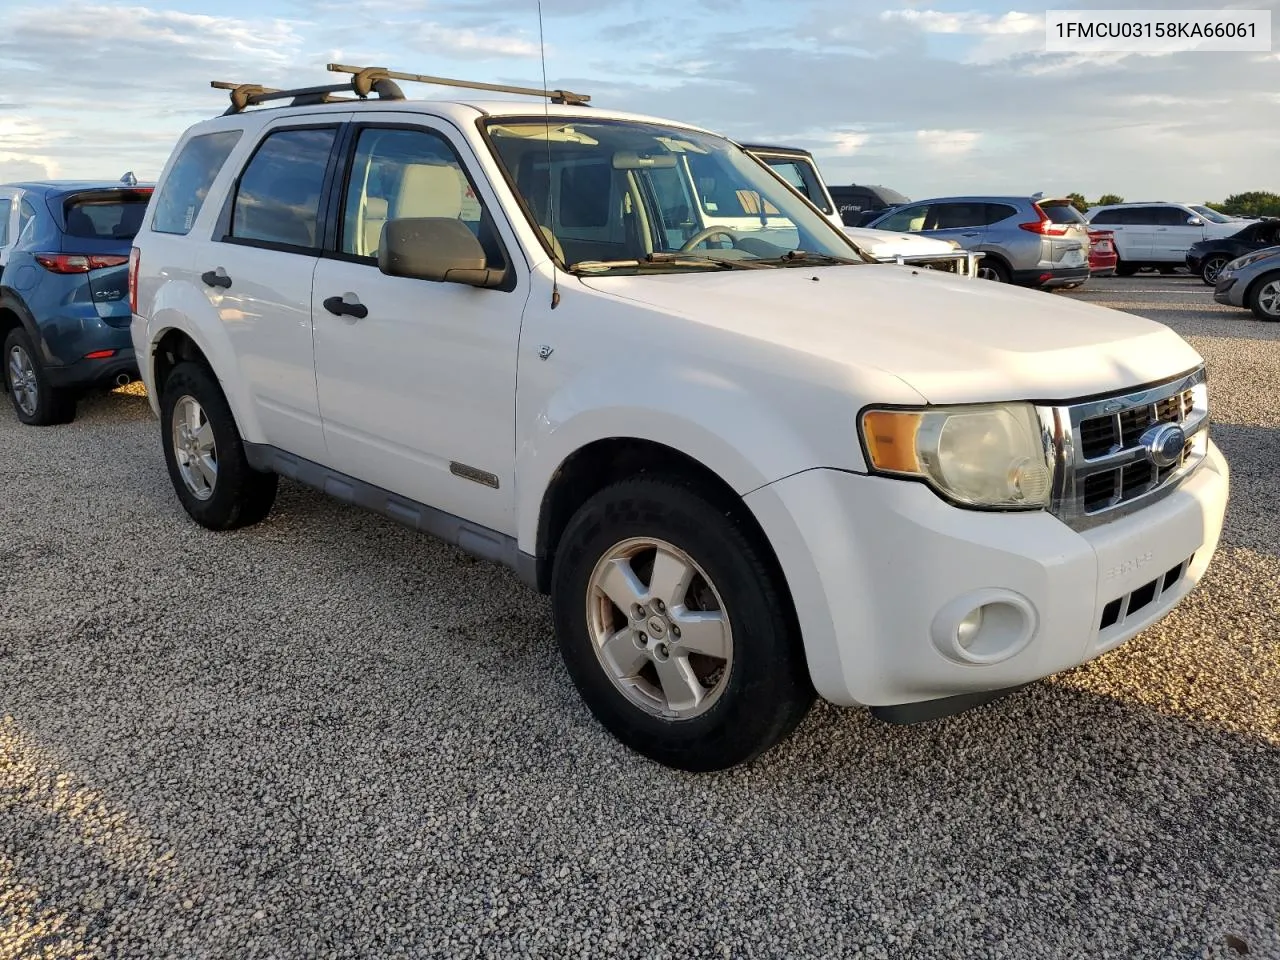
[868,195,1091,289]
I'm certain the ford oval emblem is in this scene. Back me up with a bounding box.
[1140,423,1187,469]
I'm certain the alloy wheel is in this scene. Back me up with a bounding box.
[1203,257,1228,284]
[171,395,218,500]
[7,345,38,417]
[1257,280,1280,318]
[585,537,733,720]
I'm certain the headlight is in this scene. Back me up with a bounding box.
[1226,250,1278,272]
[860,403,1054,509]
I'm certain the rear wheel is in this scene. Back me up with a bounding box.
[1201,255,1229,286]
[1115,258,1139,277]
[1247,272,1280,321]
[551,477,814,771]
[3,328,75,426]
[159,361,277,529]
[976,257,1009,283]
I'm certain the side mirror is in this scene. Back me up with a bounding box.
[1187,216,1204,226]
[378,218,506,288]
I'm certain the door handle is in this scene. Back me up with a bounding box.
[961,231,981,237]
[1155,228,1168,232]
[201,268,231,289]
[323,294,368,320]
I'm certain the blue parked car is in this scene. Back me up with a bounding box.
[0,177,153,424]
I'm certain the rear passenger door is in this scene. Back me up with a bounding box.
[203,117,349,463]
[1115,208,1155,260]
[920,201,991,250]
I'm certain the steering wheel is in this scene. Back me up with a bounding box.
[680,225,742,252]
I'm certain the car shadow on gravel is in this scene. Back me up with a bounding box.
[71,385,153,424]
[1209,423,1280,559]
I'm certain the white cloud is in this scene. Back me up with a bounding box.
[879,10,1042,35]
[915,129,982,156]
[832,132,869,155]
[411,23,541,58]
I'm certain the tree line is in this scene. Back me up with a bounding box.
[1062,191,1280,218]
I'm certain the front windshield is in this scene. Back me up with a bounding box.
[1190,205,1233,224]
[483,118,862,273]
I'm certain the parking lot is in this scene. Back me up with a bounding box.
[1,275,1276,959]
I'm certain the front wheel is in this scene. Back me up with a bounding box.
[551,477,814,771]
[159,361,278,529]
[1201,255,1229,286]
[1247,272,1280,321]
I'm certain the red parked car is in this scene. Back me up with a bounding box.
[1088,228,1117,277]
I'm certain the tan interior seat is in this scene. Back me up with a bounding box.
[362,196,388,256]
[394,164,464,219]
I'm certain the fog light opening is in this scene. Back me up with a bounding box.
[932,591,1037,665]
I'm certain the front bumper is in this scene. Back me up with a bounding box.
[745,441,1228,708]
[1213,276,1244,306]
[1185,252,1205,273]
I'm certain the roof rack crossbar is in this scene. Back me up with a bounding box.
[326,62,591,106]
[211,76,405,115]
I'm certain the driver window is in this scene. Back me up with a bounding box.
[877,204,929,232]
[341,127,504,271]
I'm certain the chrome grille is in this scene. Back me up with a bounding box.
[1042,367,1209,530]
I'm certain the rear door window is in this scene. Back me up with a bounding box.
[1121,207,1159,225]
[64,194,152,240]
[928,203,987,230]
[152,130,243,235]
[983,203,1019,225]
[230,127,338,250]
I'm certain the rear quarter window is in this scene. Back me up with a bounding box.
[152,129,243,235]
[1090,210,1120,224]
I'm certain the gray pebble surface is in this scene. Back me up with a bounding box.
[0,275,1276,959]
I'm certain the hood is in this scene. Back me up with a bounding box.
[579,266,1203,405]
[843,226,955,259]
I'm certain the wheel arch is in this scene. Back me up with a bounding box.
[1244,268,1280,315]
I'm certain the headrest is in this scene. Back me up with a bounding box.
[394,164,463,220]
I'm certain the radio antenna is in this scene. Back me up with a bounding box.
[537,0,560,308]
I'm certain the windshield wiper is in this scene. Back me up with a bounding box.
[568,253,773,274]
[751,250,863,267]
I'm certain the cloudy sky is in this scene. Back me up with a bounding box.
[1,0,1277,202]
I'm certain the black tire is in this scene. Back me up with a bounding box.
[159,361,277,529]
[3,328,76,426]
[976,256,1009,283]
[1246,271,1280,322]
[551,476,815,772]
[1156,265,1178,275]
[1201,255,1229,286]
[1115,259,1139,277]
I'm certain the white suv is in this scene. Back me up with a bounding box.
[1086,202,1242,275]
[130,65,1230,771]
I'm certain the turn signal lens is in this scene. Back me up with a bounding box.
[862,410,922,473]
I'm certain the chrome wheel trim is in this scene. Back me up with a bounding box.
[1203,257,1228,284]
[1257,280,1280,317]
[585,536,733,721]
[977,264,1002,281]
[171,395,217,501]
[7,345,38,416]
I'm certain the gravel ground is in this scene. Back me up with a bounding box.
[1,274,1277,959]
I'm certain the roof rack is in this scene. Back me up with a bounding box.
[211,63,591,116]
